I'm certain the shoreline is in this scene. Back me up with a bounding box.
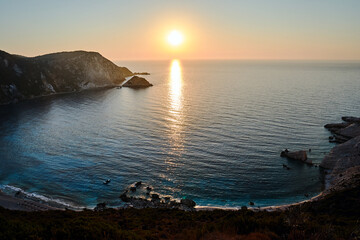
[0,190,62,211]
[1,117,358,213]
[0,184,326,212]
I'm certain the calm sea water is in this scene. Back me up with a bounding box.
[0,60,360,208]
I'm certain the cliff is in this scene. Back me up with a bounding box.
[0,50,133,104]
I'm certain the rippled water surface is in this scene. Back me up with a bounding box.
[1,60,360,208]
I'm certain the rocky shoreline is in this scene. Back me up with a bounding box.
[321,116,360,194]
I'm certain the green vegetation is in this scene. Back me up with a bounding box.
[0,187,359,240]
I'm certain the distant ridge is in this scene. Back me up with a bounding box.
[0,50,133,104]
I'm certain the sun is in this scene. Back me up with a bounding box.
[167,30,184,46]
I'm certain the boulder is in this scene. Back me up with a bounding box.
[280,150,311,164]
[94,202,107,211]
[180,198,196,208]
[122,76,153,88]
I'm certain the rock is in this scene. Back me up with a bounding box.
[135,181,142,187]
[146,186,152,191]
[151,194,160,200]
[342,116,360,123]
[119,192,131,202]
[0,50,133,105]
[133,72,150,75]
[320,135,360,171]
[324,122,351,129]
[122,76,153,88]
[335,123,360,140]
[130,187,136,192]
[94,202,107,211]
[249,201,255,206]
[280,150,311,164]
[180,198,196,208]
[333,135,350,143]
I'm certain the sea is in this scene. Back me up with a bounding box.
[0,60,359,209]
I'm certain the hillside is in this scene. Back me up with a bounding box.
[0,50,133,104]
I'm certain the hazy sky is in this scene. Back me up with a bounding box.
[1,0,360,60]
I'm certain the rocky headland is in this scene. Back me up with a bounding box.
[0,50,134,104]
[321,116,360,194]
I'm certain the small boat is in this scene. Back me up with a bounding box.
[103,179,111,185]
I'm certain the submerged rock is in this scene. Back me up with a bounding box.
[122,76,153,88]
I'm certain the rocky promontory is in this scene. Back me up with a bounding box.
[0,50,133,104]
[321,116,360,193]
[122,76,153,88]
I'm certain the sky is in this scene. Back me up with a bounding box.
[0,0,360,60]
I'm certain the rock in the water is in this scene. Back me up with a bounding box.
[281,150,311,164]
[335,123,360,140]
[180,198,196,208]
[133,72,150,75]
[122,76,153,88]
[324,122,351,129]
[342,116,360,123]
[135,181,142,187]
[249,201,255,206]
[0,50,133,104]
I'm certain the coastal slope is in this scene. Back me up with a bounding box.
[0,50,133,104]
[321,117,360,193]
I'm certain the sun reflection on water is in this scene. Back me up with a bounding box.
[169,59,182,112]
[165,59,184,170]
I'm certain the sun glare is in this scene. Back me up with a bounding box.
[167,30,184,46]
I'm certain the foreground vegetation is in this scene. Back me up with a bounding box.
[0,187,359,240]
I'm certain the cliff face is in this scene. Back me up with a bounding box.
[0,50,133,104]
